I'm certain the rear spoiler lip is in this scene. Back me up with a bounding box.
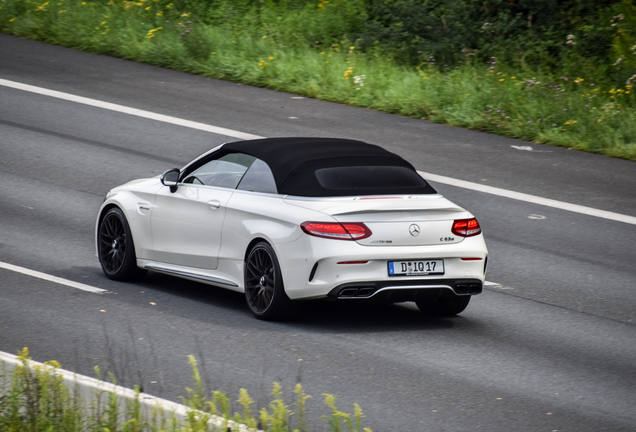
[327,207,466,216]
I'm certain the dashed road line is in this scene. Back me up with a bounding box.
[0,261,108,294]
[0,78,262,141]
[419,171,636,226]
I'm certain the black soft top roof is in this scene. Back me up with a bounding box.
[222,137,436,196]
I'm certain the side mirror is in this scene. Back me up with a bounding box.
[161,168,180,193]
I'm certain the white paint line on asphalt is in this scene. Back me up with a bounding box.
[419,171,636,226]
[0,261,108,294]
[0,78,264,141]
[3,78,635,226]
[484,281,514,290]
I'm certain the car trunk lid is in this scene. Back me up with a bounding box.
[285,195,469,246]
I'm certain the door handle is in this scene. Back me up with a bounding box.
[207,200,221,209]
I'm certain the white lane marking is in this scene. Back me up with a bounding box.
[2,78,634,226]
[419,171,636,226]
[0,78,263,141]
[510,145,551,152]
[0,261,107,294]
[512,145,534,151]
[484,281,514,290]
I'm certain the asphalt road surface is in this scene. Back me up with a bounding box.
[1,34,635,432]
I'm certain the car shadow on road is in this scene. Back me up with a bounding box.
[107,272,467,332]
[291,300,461,332]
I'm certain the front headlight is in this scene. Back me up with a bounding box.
[103,190,113,202]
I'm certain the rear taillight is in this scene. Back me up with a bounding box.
[451,218,482,237]
[301,222,372,241]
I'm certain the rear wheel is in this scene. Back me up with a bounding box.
[416,294,471,316]
[98,207,146,281]
[244,242,293,321]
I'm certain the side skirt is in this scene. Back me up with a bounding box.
[138,260,242,291]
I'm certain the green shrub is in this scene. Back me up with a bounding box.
[0,348,372,432]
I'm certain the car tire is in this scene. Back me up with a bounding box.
[416,294,471,316]
[98,207,147,281]
[244,242,294,321]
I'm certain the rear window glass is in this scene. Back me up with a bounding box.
[315,166,427,191]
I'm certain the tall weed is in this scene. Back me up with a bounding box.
[0,349,372,432]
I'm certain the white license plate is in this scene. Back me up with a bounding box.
[388,260,444,276]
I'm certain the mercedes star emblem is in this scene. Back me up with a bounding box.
[409,224,420,237]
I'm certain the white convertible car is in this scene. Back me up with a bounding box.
[96,138,488,320]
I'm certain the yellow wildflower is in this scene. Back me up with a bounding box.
[146,26,162,38]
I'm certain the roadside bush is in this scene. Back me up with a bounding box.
[0,348,372,432]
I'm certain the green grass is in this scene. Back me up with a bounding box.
[1,348,371,432]
[1,0,635,160]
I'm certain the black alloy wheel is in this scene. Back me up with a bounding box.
[416,294,471,316]
[244,242,293,320]
[98,207,146,281]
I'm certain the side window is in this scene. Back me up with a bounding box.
[182,153,256,189]
[236,159,278,194]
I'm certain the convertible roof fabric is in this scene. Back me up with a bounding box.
[222,137,436,197]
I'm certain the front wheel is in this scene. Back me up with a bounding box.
[416,294,471,316]
[244,242,293,321]
[98,207,147,281]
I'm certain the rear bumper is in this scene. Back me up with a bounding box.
[274,233,488,300]
[328,278,483,300]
